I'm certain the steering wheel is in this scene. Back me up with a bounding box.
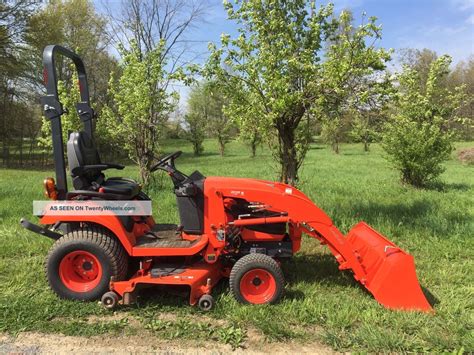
[150,151,182,172]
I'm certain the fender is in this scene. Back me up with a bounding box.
[40,214,136,255]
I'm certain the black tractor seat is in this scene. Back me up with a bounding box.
[67,131,140,199]
[99,177,141,196]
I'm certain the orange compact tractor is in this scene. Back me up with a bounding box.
[21,45,432,312]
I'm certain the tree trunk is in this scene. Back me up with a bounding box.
[2,91,8,167]
[250,140,257,157]
[363,131,370,152]
[19,128,24,167]
[193,141,202,156]
[139,162,151,186]
[218,137,225,157]
[2,145,9,167]
[278,124,298,186]
[28,140,33,165]
[138,148,153,186]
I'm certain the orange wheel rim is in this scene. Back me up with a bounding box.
[240,268,276,304]
[59,250,102,292]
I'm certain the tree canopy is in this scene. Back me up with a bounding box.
[205,0,391,185]
[0,0,472,191]
[101,41,179,185]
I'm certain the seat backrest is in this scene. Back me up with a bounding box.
[67,131,102,189]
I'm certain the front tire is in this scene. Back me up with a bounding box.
[46,226,128,301]
[229,253,285,305]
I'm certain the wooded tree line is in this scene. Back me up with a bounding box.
[1,0,472,187]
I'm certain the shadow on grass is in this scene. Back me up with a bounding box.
[180,151,220,159]
[352,199,434,223]
[282,254,441,309]
[125,255,358,308]
[422,286,440,308]
[425,181,470,192]
[309,145,325,150]
[282,254,358,288]
[112,253,440,310]
[130,278,230,309]
[350,198,470,236]
[341,151,369,156]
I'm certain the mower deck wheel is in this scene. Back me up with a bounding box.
[101,291,119,309]
[198,294,214,311]
[229,253,285,305]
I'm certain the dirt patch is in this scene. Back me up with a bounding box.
[457,147,474,165]
[85,312,142,327]
[0,331,335,354]
[85,310,229,327]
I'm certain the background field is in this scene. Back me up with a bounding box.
[0,139,472,352]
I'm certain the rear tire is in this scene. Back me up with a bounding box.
[45,226,128,301]
[229,253,284,305]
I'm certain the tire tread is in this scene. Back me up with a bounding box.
[229,253,285,304]
[45,224,128,300]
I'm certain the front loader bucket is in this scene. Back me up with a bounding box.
[345,222,432,312]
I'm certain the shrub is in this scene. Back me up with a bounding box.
[382,55,467,187]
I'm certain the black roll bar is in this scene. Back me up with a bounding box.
[40,45,95,199]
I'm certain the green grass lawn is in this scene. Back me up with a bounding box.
[0,139,473,352]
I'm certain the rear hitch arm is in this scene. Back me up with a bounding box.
[20,218,62,240]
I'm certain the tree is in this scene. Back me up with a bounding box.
[101,42,178,185]
[38,68,82,151]
[320,114,349,154]
[317,10,391,154]
[349,75,394,152]
[0,0,40,166]
[399,48,438,90]
[240,127,261,157]
[0,1,35,77]
[184,82,233,156]
[382,55,467,187]
[399,48,473,140]
[99,0,204,183]
[27,0,116,107]
[449,56,474,139]
[350,109,385,152]
[184,113,205,156]
[203,82,233,156]
[184,85,208,156]
[29,0,118,154]
[105,0,205,84]
[205,1,389,185]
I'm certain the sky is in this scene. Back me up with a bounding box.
[188,0,474,64]
[95,0,474,107]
